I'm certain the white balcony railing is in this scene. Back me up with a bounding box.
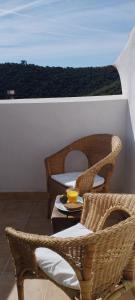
[0,95,130,193]
[0,27,135,194]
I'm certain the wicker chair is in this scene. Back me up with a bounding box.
[82,193,135,283]
[6,193,135,300]
[45,134,122,217]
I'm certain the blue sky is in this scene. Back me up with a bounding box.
[0,0,134,67]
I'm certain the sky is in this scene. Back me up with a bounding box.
[0,0,134,67]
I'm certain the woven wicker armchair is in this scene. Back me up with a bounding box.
[82,193,135,283]
[6,193,135,300]
[45,134,122,217]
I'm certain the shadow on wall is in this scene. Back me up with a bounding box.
[124,105,135,193]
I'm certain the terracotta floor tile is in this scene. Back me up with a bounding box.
[0,273,15,300]
[25,218,52,235]
[24,279,49,300]
[45,281,70,300]
[3,256,14,274]
[0,242,10,273]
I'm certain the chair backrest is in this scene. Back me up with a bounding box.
[82,193,135,232]
[83,216,135,299]
[73,135,121,195]
[45,134,122,178]
[67,134,113,167]
[81,193,135,284]
[97,206,130,230]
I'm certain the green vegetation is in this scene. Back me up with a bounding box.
[0,63,122,99]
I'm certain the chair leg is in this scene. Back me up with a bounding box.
[48,195,53,218]
[80,291,92,300]
[48,196,51,218]
[131,286,135,297]
[48,201,51,218]
[17,278,24,300]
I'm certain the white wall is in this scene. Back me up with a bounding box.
[123,106,135,192]
[115,27,135,135]
[0,95,127,192]
[115,27,135,192]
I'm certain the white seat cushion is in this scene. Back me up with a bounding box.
[51,171,104,188]
[35,223,92,290]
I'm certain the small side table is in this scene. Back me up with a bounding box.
[51,205,81,234]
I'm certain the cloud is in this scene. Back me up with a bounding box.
[0,1,42,17]
[0,0,133,66]
[0,31,126,58]
[0,0,61,17]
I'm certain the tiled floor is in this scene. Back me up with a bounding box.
[0,198,134,300]
[0,198,69,300]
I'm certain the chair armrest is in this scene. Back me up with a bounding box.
[88,152,116,174]
[5,227,93,279]
[85,135,122,179]
[81,194,93,227]
[6,226,90,249]
[76,152,116,195]
[81,193,106,231]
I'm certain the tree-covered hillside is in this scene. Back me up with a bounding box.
[0,63,122,99]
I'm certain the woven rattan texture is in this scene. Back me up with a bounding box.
[81,193,135,283]
[45,134,122,217]
[6,193,135,300]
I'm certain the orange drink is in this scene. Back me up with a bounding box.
[66,188,79,203]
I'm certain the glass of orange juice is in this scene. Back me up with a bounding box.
[66,188,79,203]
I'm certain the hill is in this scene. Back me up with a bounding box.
[0,63,122,99]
